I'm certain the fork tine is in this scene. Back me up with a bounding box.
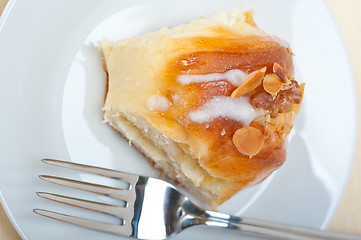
[39,175,132,201]
[33,209,132,236]
[36,192,130,219]
[42,159,139,185]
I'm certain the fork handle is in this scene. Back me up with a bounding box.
[189,210,361,240]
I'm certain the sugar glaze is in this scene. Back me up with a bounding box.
[188,96,263,126]
[177,69,249,87]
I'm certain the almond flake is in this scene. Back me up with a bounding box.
[273,63,291,84]
[232,126,264,157]
[230,67,266,99]
[263,73,284,95]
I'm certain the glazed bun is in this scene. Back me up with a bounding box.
[99,10,304,208]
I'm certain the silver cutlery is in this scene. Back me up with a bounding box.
[34,159,361,240]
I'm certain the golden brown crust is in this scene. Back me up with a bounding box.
[168,36,294,76]
[151,34,298,185]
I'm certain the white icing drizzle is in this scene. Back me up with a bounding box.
[177,69,249,87]
[188,96,263,126]
[147,95,171,111]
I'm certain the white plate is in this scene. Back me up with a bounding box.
[0,0,357,239]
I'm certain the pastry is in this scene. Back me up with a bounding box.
[99,10,304,208]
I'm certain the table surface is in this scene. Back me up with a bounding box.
[1,0,360,239]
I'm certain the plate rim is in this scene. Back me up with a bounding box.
[317,0,358,230]
[0,1,30,239]
[0,0,358,239]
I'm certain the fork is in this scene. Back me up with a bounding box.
[34,159,361,240]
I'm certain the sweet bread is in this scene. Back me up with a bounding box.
[100,10,304,207]
[99,10,304,208]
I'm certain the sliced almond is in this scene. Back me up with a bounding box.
[273,63,291,84]
[263,73,284,95]
[230,67,266,99]
[233,126,264,157]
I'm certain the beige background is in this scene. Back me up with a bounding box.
[1,0,360,239]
